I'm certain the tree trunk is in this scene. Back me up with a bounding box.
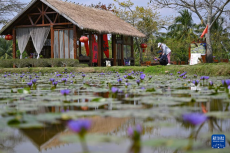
[135,37,142,65]
[206,25,213,63]
[206,6,213,63]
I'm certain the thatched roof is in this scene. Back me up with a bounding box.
[0,0,145,37]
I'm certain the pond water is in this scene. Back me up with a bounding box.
[0,71,229,153]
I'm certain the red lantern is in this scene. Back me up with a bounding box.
[5,34,13,40]
[140,43,147,52]
[80,36,89,56]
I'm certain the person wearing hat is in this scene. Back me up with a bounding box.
[154,50,168,65]
[158,43,171,65]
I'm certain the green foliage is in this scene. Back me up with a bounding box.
[167,9,197,40]
[0,38,13,59]
[16,50,28,59]
[0,59,80,68]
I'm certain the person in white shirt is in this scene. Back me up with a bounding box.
[158,43,171,65]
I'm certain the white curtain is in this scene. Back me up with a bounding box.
[69,30,74,59]
[64,30,69,59]
[30,27,50,59]
[16,28,31,59]
[59,30,64,58]
[54,31,59,58]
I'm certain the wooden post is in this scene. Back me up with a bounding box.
[112,34,116,66]
[89,32,93,66]
[63,30,65,59]
[121,35,124,66]
[98,34,102,66]
[79,41,81,56]
[50,25,54,58]
[12,28,16,59]
[73,25,77,59]
[131,36,134,66]
[101,34,104,66]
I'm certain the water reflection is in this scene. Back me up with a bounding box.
[0,74,230,153]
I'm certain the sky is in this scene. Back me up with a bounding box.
[20,0,179,19]
[4,0,203,31]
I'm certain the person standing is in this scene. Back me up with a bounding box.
[158,43,171,65]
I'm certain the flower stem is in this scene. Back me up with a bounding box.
[80,137,89,153]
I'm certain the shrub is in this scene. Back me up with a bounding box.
[0,59,14,68]
[59,59,79,67]
[0,59,80,68]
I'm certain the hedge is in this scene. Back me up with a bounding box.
[0,59,81,68]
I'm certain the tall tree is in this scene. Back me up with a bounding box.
[0,0,26,24]
[0,38,12,59]
[167,9,197,40]
[150,0,230,63]
[114,0,171,64]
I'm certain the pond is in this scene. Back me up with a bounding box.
[0,71,229,153]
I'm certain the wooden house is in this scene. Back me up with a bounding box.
[0,0,145,66]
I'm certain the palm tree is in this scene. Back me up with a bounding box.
[167,9,197,41]
[0,38,13,59]
[210,17,230,59]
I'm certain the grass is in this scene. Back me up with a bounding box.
[0,63,230,76]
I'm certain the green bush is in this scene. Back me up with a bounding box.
[59,59,79,67]
[0,59,80,68]
[0,59,14,68]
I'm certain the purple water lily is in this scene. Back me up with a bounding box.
[177,71,180,74]
[32,79,37,84]
[61,78,67,82]
[127,124,142,137]
[136,79,140,86]
[111,87,118,93]
[209,81,213,86]
[72,75,75,78]
[50,78,55,82]
[60,89,70,96]
[140,74,145,80]
[149,76,152,79]
[68,119,91,134]
[183,76,187,79]
[3,75,7,78]
[27,82,32,87]
[53,81,58,86]
[200,76,209,80]
[117,78,122,83]
[82,74,86,78]
[183,113,207,126]
[222,79,230,87]
[192,80,199,86]
[124,75,127,79]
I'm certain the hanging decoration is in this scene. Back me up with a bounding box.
[102,34,109,58]
[140,43,147,52]
[80,36,89,56]
[92,35,98,63]
[5,34,13,40]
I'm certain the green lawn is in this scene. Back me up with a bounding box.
[0,63,230,76]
